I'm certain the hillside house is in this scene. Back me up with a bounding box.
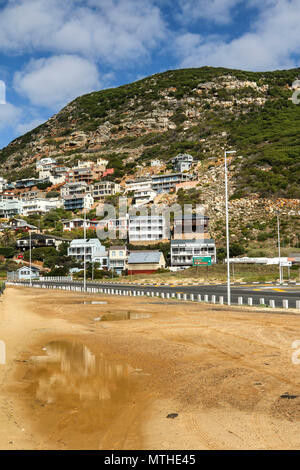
[127,251,166,274]
[68,238,108,267]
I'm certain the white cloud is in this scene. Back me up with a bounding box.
[0,102,22,131]
[16,117,45,135]
[177,0,243,24]
[14,55,101,108]
[174,0,300,71]
[0,0,167,66]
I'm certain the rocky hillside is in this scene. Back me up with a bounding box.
[1,66,300,254]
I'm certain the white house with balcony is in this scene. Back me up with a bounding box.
[129,215,168,242]
[108,245,128,274]
[172,154,193,172]
[36,157,57,171]
[133,188,157,207]
[68,238,108,267]
[0,199,23,218]
[125,178,152,194]
[20,198,62,216]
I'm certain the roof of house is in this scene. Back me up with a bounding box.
[109,245,126,251]
[17,266,40,272]
[69,238,102,246]
[128,251,163,264]
[18,233,69,241]
[171,239,215,245]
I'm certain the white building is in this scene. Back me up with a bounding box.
[93,181,121,199]
[134,188,157,207]
[129,215,168,242]
[172,154,193,172]
[108,245,128,274]
[0,177,8,192]
[68,238,108,267]
[62,218,98,231]
[20,198,62,216]
[60,182,91,198]
[7,266,40,281]
[171,239,216,267]
[0,199,23,218]
[63,193,94,211]
[125,178,152,194]
[36,157,57,171]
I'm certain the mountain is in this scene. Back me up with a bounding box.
[1,66,300,254]
[1,66,300,197]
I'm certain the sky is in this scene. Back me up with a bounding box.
[0,0,300,149]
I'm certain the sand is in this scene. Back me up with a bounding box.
[1,286,300,450]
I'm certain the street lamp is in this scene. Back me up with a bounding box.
[224,150,236,305]
[277,214,283,284]
[29,230,32,287]
[83,206,87,292]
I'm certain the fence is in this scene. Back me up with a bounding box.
[6,280,300,312]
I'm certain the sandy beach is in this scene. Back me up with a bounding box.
[1,285,300,449]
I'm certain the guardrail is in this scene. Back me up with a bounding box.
[6,280,300,312]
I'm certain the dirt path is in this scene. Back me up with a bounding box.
[1,286,300,449]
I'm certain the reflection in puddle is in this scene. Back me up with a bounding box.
[24,341,146,448]
[100,312,151,321]
[83,301,107,305]
[30,341,133,404]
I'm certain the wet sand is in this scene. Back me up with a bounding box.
[1,286,300,449]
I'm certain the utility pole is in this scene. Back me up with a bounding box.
[83,206,86,292]
[224,150,236,305]
[29,230,32,287]
[277,214,282,284]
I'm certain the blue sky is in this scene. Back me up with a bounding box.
[0,0,300,149]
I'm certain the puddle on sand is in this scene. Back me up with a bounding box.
[23,341,146,449]
[100,312,151,321]
[83,301,107,305]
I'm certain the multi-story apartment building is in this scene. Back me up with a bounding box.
[129,215,168,242]
[66,166,102,184]
[133,188,157,207]
[108,245,128,274]
[172,153,193,172]
[21,198,62,216]
[68,238,108,267]
[170,239,216,267]
[36,157,57,171]
[0,199,23,218]
[0,177,8,192]
[93,181,121,199]
[173,214,210,240]
[151,173,191,194]
[63,193,94,211]
[125,178,152,194]
[60,182,91,198]
[96,217,129,239]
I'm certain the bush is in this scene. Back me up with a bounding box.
[0,247,15,258]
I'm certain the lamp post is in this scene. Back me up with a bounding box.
[29,230,32,287]
[83,206,86,292]
[224,150,236,305]
[277,214,282,284]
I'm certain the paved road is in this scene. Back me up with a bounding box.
[13,279,300,309]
